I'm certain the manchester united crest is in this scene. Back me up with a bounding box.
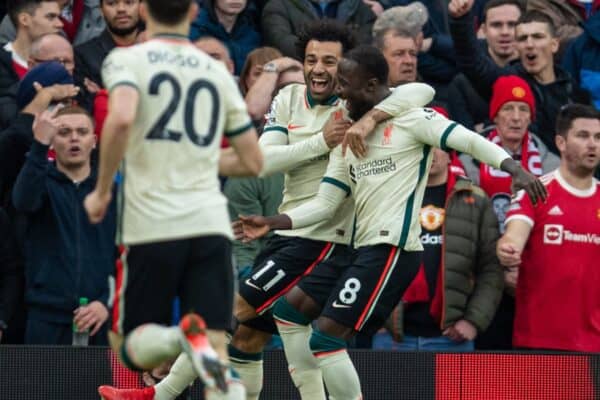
[420,205,445,231]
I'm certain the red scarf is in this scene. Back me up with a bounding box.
[60,0,85,42]
[479,129,542,198]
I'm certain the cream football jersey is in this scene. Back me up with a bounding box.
[263,83,355,244]
[102,35,252,245]
[323,108,506,249]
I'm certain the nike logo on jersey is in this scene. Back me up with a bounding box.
[287,124,305,130]
[332,301,352,309]
[244,279,262,291]
[548,205,564,216]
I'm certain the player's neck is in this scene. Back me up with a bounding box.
[56,161,91,184]
[372,87,392,106]
[145,20,190,40]
[559,163,594,191]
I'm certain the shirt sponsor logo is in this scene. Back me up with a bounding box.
[543,224,600,245]
[548,205,564,216]
[421,233,443,245]
[353,157,397,179]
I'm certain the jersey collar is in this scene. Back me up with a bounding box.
[305,87,339,108]
[555,169,597,198]
[151,33,190,41]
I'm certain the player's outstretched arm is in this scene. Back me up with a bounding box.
[220,127,263,177]
[234,181,347,242]
[85,85,139,224]
[343,82,436,157]
[439,122,548,204]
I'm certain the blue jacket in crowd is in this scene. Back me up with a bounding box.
[190,0,261,75]
[12,141,116,324]
[563,12,600,109]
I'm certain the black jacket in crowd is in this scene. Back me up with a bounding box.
[74,29,116,110]
[450,12,591,155]
[0,207,22,331]
[0,113,35,211]
[0,44,19,131]
[12,140,116,324]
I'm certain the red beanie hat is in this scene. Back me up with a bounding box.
[489,75,536,121]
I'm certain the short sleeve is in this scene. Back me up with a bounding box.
[101,48,139,92]
[505,189,535,227]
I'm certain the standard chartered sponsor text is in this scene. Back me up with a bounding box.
[355,157,396,179]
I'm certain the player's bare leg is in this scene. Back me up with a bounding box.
[273,287,327,399]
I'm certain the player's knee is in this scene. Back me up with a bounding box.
[273,297,312,326]
[231,324,272,353]
[234,294,257,322]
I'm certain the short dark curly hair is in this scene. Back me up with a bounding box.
[296,19,357,61]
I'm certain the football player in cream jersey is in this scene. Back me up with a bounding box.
[238,45,547,400]
[84,0,263,399]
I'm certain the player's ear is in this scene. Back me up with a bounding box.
[188,1,199,22]
[139,1,148,23]
[366,78,378,93]
[555,132,566,153]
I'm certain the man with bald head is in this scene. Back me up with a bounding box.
[0,32,74,127]
[29,32,74,73]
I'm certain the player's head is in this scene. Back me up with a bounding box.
[29,33,74,74]
[100,0,141,38]
[336,45,389,121]
[516,10,558,79]
[489,75,534,144]
[297,19,356,102]
[52,106,96,171]
[372,3,425,86]
[140,0,197,27]
[480,0,523,61]
[8,0,63,40]
[555,104,600,176]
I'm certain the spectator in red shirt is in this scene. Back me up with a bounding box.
[498,103,600,352]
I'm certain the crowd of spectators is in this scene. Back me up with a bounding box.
[0,0,598,358]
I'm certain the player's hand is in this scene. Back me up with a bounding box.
[323,110,352,149]
[510,166,547,205]
[84,190,112,224]
[233,215,271,243]
[504,266,519,297]
[32,106,62,145]
[444,319,477,342]
[342,115,377,157]
[74,301,109,336]
[362,0,384,16]
[497,241,521,267]
[448,0,475,18]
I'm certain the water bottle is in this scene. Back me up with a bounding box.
[72,297,89,346]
